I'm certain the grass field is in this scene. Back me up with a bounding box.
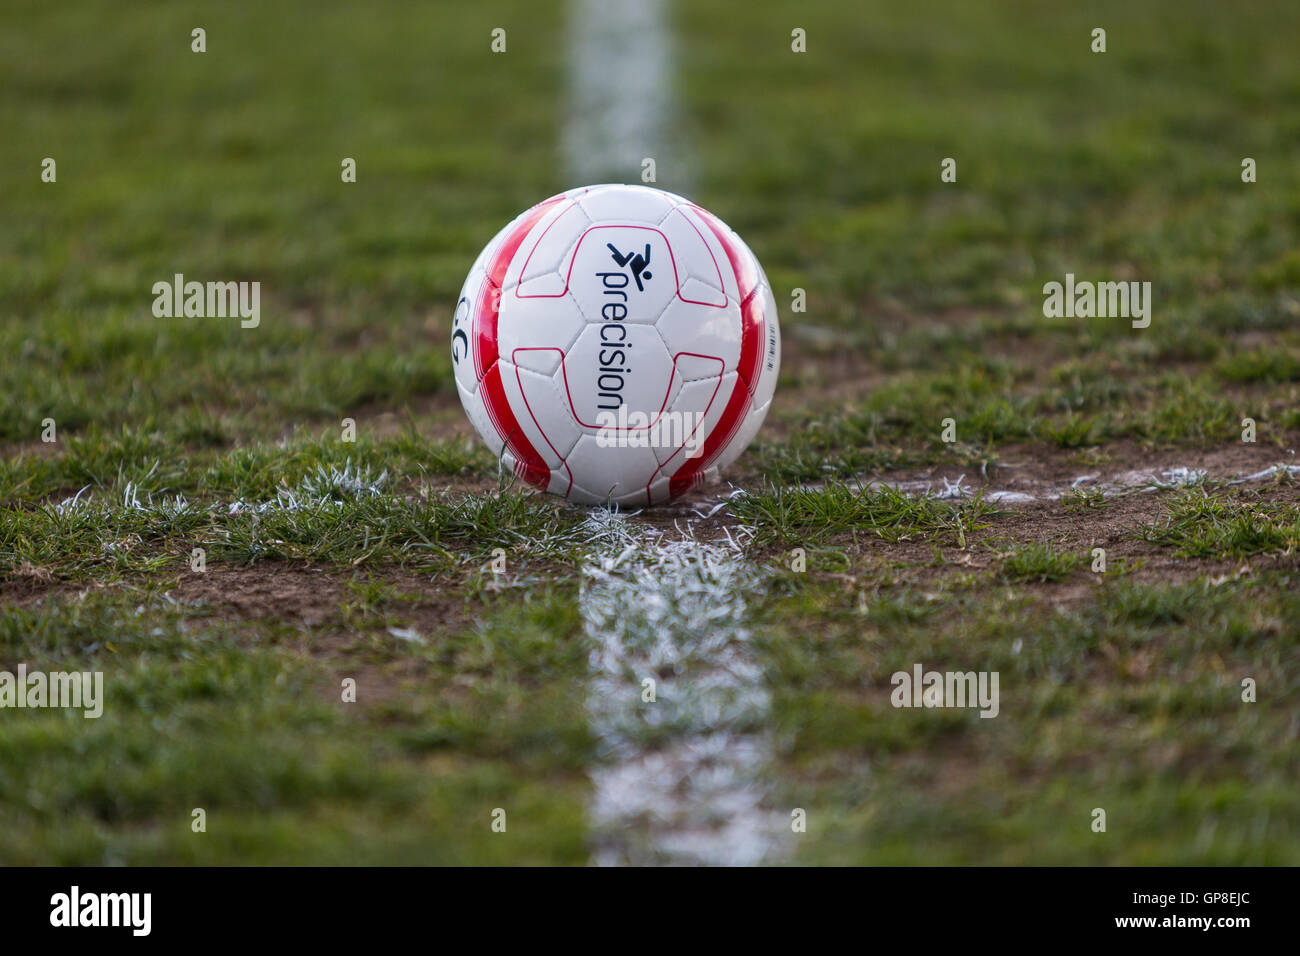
[2,0,1298,864]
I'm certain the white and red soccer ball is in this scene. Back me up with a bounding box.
[451,184,780,506]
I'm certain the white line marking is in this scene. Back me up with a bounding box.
[1229,463,1300,485]
[563,0,677,185]
[580,511,783,865]
[685,461,1300,511]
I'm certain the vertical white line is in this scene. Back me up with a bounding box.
[563,0,681,186]
[565,0,764,864]
[580,513,782,865]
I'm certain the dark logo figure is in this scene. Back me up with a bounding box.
[607,242,653,292]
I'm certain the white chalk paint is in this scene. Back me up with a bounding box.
[580,511,783,865]
[563,0,680,186]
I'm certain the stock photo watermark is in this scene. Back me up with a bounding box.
[1042,273,1151,328]
[152,274,260,328]
[594,408,706,456]
[50,886,150,936]
[891,664,1000,719]
[0,665,104,719]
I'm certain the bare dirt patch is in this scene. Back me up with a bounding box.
[735,438,1297,504]
[170,564,347,626]
[166,563,473,642]
[0,564,104,609]
[166,563,475,709]
[973,441,1296,493]
[735,481,1297,602]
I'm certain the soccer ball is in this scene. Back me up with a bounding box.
[450,184,780,506]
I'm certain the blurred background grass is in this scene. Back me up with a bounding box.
[2,0,1297,444]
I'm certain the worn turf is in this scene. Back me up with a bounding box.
[1,0,1297,864]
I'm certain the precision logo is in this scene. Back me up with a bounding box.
[606,242,653,291]
[593,241,652,412]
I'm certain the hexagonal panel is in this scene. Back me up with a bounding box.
[514,200,591,296]
[654,297,741,376]
[578,184,677,225]
[497,290,588,357]
[565,225,678,324]
[659,206,728,308]
[509,361,584,464]
[561,321,674,429]
[565,432,660,505]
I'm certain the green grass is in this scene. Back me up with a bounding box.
[732,482,998,548]
[1215,345,1300,384]
[3,0,1299,864]
[1137,487,1300,558]
[995,541,1086,583]
[0,0,567,442]
[759,364,1294,482]
[0,482,589,580]
[0,585,591,864]
[756,572,1299,864]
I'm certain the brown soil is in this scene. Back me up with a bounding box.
[163,563,473,709]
